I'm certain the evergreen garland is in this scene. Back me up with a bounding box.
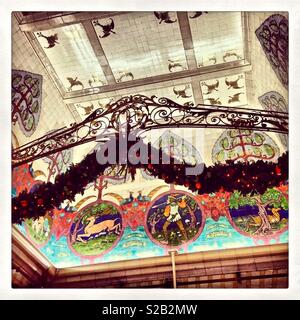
[12,139,288,224]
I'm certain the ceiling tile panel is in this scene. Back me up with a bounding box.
[189,12,245,67]
[34,24,107,91]
[92,12,188,81]
[200,73,247,107]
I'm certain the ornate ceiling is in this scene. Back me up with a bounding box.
[16,11,251,123]
[12,11,289,270]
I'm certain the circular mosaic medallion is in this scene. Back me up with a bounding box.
[145,192,204,247]
[68,201,123,257]
[228,205,288,237]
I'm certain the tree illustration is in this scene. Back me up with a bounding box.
[229,187,288,235]
[212,129,280,164]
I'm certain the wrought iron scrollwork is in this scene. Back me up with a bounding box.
[12,95,288,167]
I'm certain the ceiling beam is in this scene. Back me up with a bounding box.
[177,12,198,70]
[18,11,129,32]
[63,62,252,104]
[81,21,116,85]
[190,79,204,104]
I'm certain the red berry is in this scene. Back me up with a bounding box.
[275,166,281,175]
[195,182,201,190]
[20,200,28,207]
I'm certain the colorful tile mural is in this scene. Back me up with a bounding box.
[13,166,288,268]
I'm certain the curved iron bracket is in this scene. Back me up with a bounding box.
[12,95,288,167]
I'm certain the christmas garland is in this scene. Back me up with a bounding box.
[12,139,288,224]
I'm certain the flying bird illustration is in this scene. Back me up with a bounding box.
[168,59,184,72]
[189,11,208,19]
[88,75,105,87]
[228,92,244,104]
[223,52,242,62]
[205,97,221,105]
[173,85,192,98]
[201,80,219,94]
[116,72,134,83]
[208,56,217,65]
[37,32,59,48]
[93,18,116,38]
[77,103,94,115]
[225,75,244,89]
[66,77,84,91]
[97,98,114,109]
[154,12,177,24]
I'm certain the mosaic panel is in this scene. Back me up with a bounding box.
[189,12,244,67]
[34,24,107,91]
[200,73,247,106]
[93,12,187,81]
[255,14,288,88]
[12,70,43,137]
[258,91,288,149]
[212,129,280,164]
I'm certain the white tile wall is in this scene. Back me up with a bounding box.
[12,15,76,147]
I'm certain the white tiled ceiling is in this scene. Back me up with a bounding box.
[93,12,188,81]
[35,24,107,91]
[189,12,244,67]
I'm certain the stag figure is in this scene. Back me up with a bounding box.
[37,32,59,48]
[66,77,84,91]
[173,85,192,98]
[76,217,121,243]
[93,18,116,38]
[201,80,219,94]
[228,92,244,104]
[154,12,177,24]
[225,75,244,89]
